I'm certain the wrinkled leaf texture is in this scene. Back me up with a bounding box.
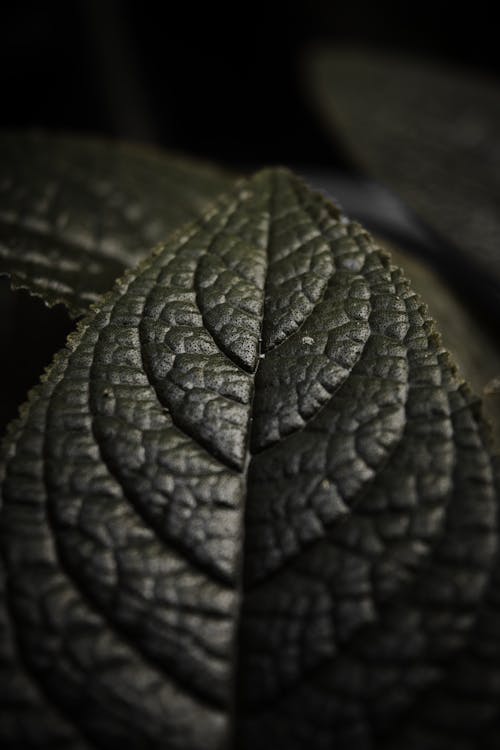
[1,132,496,411]
[0,170,499,750]
[0,132,233,316]
[307,47,500,319]
[380,240,500,443]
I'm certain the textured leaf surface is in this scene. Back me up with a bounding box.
[0,132,233,315]
[380,239,500,444]
[307,48,500,311]
[0,169,499,749]
[300,172,500,433]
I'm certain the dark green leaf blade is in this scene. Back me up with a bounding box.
[1,169,498,749]
[379,238,500,443]
[0,132,233,316]
[307,48,500,310]
[0,175,270,749]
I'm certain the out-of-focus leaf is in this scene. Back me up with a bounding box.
[1,169,499,749]
[307,48,500,315]
[0,132,234,315]
[301,171,440,250]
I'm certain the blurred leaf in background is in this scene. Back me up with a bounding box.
[306,46,500,319]
[0,132,233,315]
[0,133,234,433]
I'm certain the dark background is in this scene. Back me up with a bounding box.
[3,0,500,171]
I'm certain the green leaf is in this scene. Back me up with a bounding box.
[378,238,500,443]
[307,47,500,309]
[1,169,498,749]
[0,132,233,316]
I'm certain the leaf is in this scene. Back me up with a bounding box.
[299,171,500,438]
[377,238,500,443]
[0,169,498,749]
[0,132,233,316]
[307,47,500,317]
